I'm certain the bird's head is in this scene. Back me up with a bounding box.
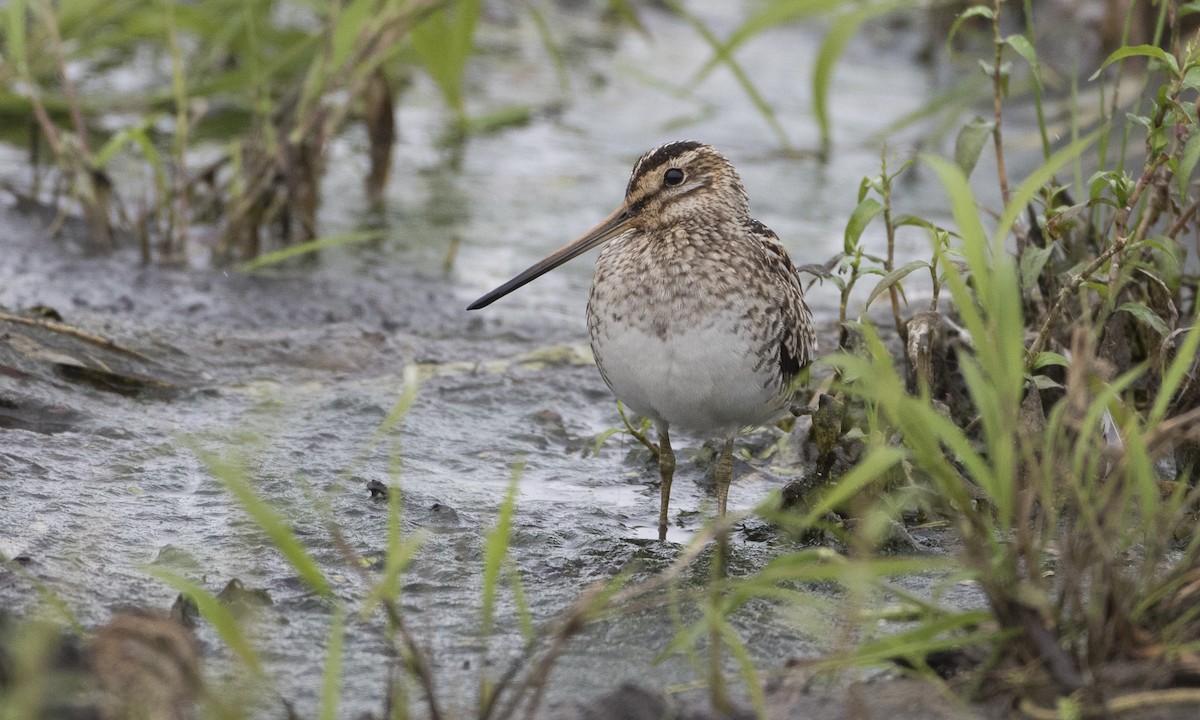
[467,141,746,310]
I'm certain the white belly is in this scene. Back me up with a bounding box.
[591,318,784,437]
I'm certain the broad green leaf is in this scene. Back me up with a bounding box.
[945,5,993,55]
[411,0,483,121]
[1030,374,1063,390]
[593,426,625,455]
[843,197,883,253]
[1004,34,1042,90]
[891,214,938,231]
[1030,351,1069,370]
[865,260,929,308]
[1117,302,1170,337]
[953,116,994,178]
[1019,245,1053,290]
[1090,44,1179,81]
[1177,133,1200,197]
[331,0,376,70]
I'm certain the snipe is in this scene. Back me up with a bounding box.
[469,141,817,541]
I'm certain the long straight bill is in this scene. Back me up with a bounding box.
[467,203,633,310]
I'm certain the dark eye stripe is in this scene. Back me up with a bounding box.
[627,141,703,194]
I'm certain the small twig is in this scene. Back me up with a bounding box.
[1167,197,1199,240]
[0,312,158,365]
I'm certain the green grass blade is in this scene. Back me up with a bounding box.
[871,73,988,142]
[318,607,345,720]
[506,557,535,645]
[799,446,905,526]
[522,0,569,92]
[921,155,989,295]
[197,448,332,597]
[481,460,523,638]
[747,547,959,586]
[689,0,842,85]
[237,229,388,272]
[813,1,911,153]
[668,0,789,148]
[841,611,1002,667]
[605,0,647,33]
[1177,132,1200,197]
[145,567,266,676]
[7,0,28,79]
[716,617,766,718]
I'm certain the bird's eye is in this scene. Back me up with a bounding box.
[663,168,685,186]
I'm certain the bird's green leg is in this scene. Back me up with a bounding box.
[657,423,675,541]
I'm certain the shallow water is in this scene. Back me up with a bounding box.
[0,3,986,716]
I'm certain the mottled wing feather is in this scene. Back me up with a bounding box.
[747,219,817,391]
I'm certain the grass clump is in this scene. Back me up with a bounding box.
[736,1,1200,714]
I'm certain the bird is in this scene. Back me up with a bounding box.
[468,141,816,541]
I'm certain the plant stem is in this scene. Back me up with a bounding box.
[880,148,905,341]
[990,0,1012,233]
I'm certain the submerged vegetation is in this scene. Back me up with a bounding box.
[4,0,1200,718]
